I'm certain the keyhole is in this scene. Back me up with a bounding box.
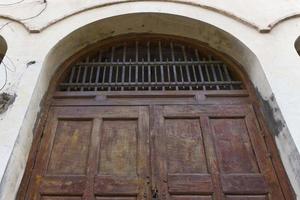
[152,189,158,200]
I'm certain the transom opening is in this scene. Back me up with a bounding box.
[58,37,244,92]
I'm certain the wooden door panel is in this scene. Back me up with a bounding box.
[209,117,269,195]
[47,120,92,175]
[94,107,150,199]
[26,112,92,199]
[164,118,212,195]
[157,105,286,200]
[221,174,268,194]
[154,106,214,198]
[165,118,208,174]
[210,118,259,174]
[94,176,140,195]
[168,174,213,194]
[98,119,138,176]
[25,106,150,200]
[206,106,285,198]
[40,176,86,195]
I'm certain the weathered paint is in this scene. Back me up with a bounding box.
[0,93,16,114]
[0,1,299,199]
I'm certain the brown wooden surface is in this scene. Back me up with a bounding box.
[152,105,287,200]
[23,106,150,200]
[19,104,294,200]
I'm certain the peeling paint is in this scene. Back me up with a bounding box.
[0,93,16,114]
[255,88,286,137]
[0,8,299,199]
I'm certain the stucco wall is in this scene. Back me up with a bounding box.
[0,1,300,199]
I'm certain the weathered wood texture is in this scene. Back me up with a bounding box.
[22,106,150,200]
[152,105,287,200]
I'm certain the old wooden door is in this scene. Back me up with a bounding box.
[151,105,287,200]
[18,36,294,200]
[22,104,290,200]
[24,106,150,200]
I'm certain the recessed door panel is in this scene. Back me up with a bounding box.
[154,105,287,200]
[153,106,213,198]
[210,118,258,174]
[24,106,150,200]
[99,119,138,176]
[165,118,207,174]
[47,120,92,175]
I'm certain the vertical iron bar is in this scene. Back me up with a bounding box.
[170,42,178,90]
[108,47,114,91]
[158,40,164,90]
[216,63,224,90]
[101,62,106,90]
[203,57,211,84]
[75,66,81,91]
[81,56,88,91]
[129,59,132,90]
[223,64,233,89]
[209,56,219,90]
[67,66,75,91]
[88,66,93,91]
[182,45,192,90]
[179,58,184,89]
[135,40,139,91]
[147,41,151,91]
[142,58,145,90]
[167,58,171,89]
[217,63,224,81]
[94,51,102,91]
[115,59,119,90]
[154,59,158,89]
[122,43,126,91]
[195,49,205,90]
[191,58,197,86]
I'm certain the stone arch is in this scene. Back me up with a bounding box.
[33,13,293,197]
[41,13,268,98]
[0,9,296,199]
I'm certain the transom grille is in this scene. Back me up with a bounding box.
[58,38,244,92]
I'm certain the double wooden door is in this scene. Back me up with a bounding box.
[24,105,286,200]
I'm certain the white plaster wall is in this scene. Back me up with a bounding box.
[0,1,300,199]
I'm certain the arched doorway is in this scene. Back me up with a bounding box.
[18,35,294,200]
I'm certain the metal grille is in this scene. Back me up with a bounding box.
[58,38,244,92]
